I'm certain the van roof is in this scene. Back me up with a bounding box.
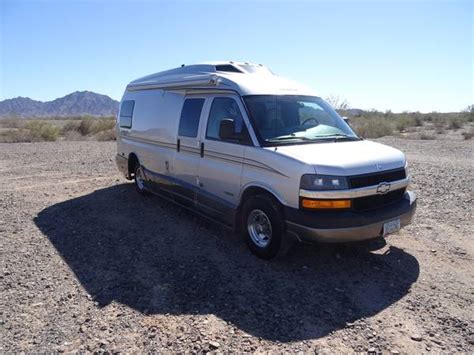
[126,61,318,97]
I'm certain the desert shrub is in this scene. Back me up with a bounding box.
[462,105,474,122]
[77,117,115,136]
[405,126,419,133]
[350,116,395,138]
[413,114,424,126]
[0,124,59,143]
[447,117,463,130]
[62,120,81,134]
[462,129,474,140]
[25,121,60,141]
[63,130,85,141]
[77,118,94,135]
[435,125,446,133]
[419,132,435,140]
[394,115,417,132]
[95,129,116,141]
[90,118,115,134]
[0,118,24,129]
[0,129,31,143]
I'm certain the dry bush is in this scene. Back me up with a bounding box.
[95,129,117,141]
[62,120,81,134]
[462,129,474,140]
[25,121,60,141]
[419,132,436,140]
[0,130,31,143]
[77,117,115,136]
[0,118,25,129]
[0,123,59,143]
[413,114,424,126]
[77,118,94,135]
[91,119,115,134]
[63,130,85,141]
[394,115,417,132]
[447,117,463,130]
[350,116,395,138]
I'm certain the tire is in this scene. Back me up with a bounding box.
[241,194,289,259]
[134,163,148,195]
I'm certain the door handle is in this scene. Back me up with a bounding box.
[200,142,204,158]
[177,138,180,152]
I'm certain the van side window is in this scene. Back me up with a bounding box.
[119,100,135,128]
[178,98,205,137]
[206,97,245,141]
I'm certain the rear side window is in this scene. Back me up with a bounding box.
[178,98,205,137]
[119,100,135,128]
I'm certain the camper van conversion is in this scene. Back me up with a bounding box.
[116,61,416,259]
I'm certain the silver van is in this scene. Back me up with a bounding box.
[116,61,416,259]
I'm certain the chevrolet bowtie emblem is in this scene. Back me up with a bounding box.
[376,182,391,194]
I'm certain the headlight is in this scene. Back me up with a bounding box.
[300,174,349,190]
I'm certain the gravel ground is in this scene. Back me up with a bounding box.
[0,137,472,353]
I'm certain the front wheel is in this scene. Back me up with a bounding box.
[241,195,288,259]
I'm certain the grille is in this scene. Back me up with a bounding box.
[353,188,406,211]
[349,168,406,189]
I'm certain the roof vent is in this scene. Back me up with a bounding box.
[215,64,243,73]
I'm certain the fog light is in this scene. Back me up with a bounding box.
[301,199,351,209]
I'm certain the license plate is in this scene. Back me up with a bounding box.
[383,218,401,236]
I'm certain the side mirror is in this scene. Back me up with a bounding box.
[342,116,350,122]
[219,119,237,140]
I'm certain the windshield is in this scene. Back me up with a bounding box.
[244,95,359,145]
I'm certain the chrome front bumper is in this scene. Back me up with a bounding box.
[286,191,417,243]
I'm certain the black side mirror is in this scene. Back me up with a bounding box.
[219,119,237,140]
[342,116,350,123]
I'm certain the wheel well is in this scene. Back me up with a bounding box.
[239,186,281,207]
[128,153,139,178]
[234,186,283,232]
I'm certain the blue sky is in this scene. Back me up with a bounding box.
[1,0,472,112]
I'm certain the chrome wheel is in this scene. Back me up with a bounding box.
[135,166,145,191]
[247,209,272,248]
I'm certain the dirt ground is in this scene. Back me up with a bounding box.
[0,137,472,353]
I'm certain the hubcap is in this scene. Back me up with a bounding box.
[247,209,272,248]
[135,166,145,190]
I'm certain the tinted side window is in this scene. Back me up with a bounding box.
[119,100,135,128]
[178,98,205,137]
[206,97,244,140]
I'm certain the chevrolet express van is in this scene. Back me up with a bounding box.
[116,61,416,259]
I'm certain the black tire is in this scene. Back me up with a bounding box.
[241,194,289,259]
[133,163,148,195]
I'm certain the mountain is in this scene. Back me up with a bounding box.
[0,91,119,117]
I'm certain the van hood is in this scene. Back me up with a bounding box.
[268,140,406,176]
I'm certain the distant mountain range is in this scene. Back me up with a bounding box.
[0,91,119,117]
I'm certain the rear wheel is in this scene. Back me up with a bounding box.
[241,195,288,259]
[134,164,148,195]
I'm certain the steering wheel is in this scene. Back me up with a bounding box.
[302,117,319,126]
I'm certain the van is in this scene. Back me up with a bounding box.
[116,61,416,259]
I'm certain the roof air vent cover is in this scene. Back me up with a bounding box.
[215,64,243,73]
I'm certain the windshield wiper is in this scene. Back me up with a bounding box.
[313,134,360,141]
[266,135,313,142]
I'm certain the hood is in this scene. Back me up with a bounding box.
[267,140,406,176]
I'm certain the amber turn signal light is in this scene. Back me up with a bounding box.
[301,198,351,209]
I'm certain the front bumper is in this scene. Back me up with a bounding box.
[285,191,417,243]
